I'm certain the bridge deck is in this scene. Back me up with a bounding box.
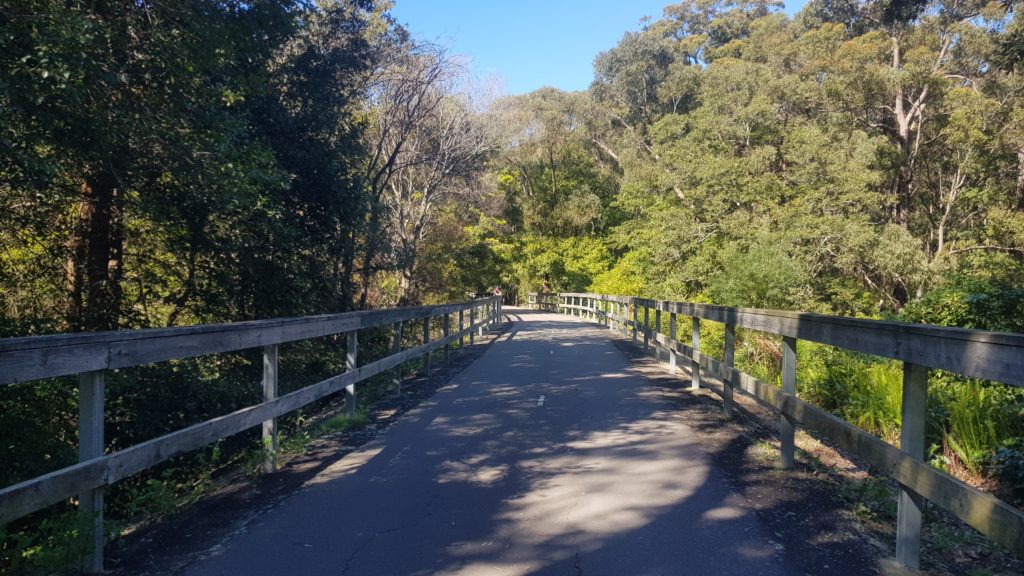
[182,310,797,575]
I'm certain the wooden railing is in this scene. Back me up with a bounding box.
[0,296,503,572]
[554,292,1023,569]
[525,292,558,312]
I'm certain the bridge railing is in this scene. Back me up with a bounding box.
[0,296,503,572]
[555,292,1023,569]
[526,292,559,312]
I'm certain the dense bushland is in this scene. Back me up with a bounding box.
[482,0,1024,510]
[3,0,1024,571]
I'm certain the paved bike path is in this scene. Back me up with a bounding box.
[183,310,797,576]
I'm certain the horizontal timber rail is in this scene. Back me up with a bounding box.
[547,292,1024,569]
[526,291,558,312]
[0,296,503,572]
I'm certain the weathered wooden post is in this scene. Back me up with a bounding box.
[262,345,279,473]
[896,363,928,569]
[470,308,476,345]
[643,304,650,353]
[654,306,662,359]
[458,309,465,347]
[723,323,735,418]
[392,322,403,394]
[422,317,431,374]
[780,336,797,468]
[631,300,638,343]
[691,317,701,390]
[669,312,678,374]
[444,313,451,364]
[622,301,629,339]
[346,331,358,417]
[79,370,105,573]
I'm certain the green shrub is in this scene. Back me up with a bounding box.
[900,273,1024,333]
[990,444,1024,504]
[707,241,808,310]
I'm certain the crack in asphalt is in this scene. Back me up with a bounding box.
[338,523,407,576]
[338,484,444,576]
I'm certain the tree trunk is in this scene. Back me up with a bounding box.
[1016,146,1024,210]
[68,169,124,332]
[890,35,916,228]
[893,161,913,226]
[358,198,383,309]
[396,263,414,306]
[396,233,419,306]
[339,225,357,312]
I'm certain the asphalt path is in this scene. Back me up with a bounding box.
[182,309,798,576]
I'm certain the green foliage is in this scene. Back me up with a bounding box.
[0,508,111,575]
[4,0,1024,570]
[589,251,649,296]
[898,269,1024,478]
[511,235,614,293]
[839,475,897,522]
[989,444,1024,502]
[414,204,513,302]
[930,378,1024,478]
[796,345,904,444]
[707,239,809,309]
[0,379,77,490]
[900,270,1024,333]
[319,409,370,435]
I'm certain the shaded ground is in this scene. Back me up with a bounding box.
[107,308,1024,576]
[611,338,886,575]
[611,319,1024,576]
[108,324,510,575]
[110,310,850,575]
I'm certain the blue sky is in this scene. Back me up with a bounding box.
[388,1,809,95]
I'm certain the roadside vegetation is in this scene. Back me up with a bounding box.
[2,0,1024,572]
